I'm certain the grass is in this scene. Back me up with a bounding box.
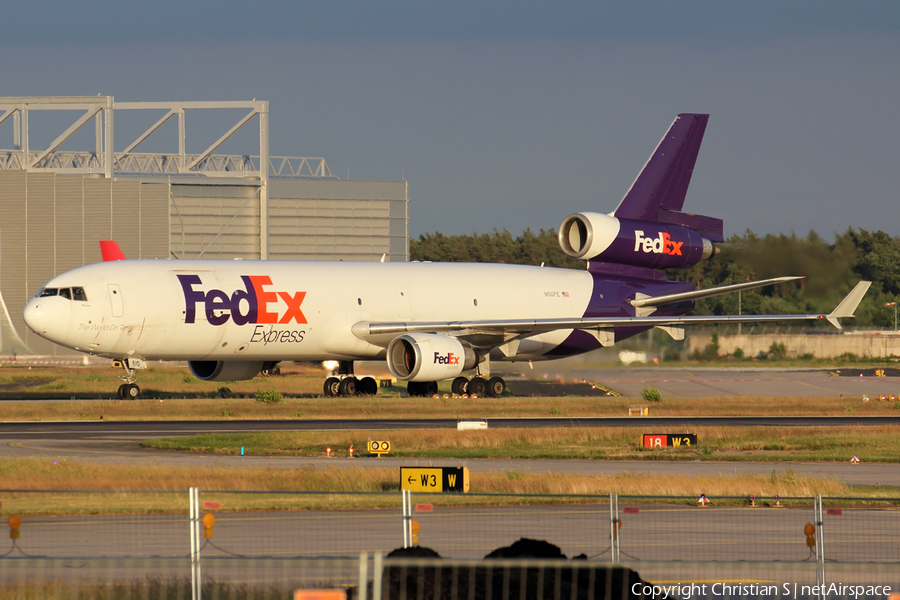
[0,457,893,517]
[0,364,324,400]
[141,425,900,463]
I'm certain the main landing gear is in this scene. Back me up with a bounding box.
[112,358,145,400]
[411,375,507,398]
[323,361,378,398]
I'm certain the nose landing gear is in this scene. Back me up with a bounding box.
[117,383,140,400]
[112,358,146,400]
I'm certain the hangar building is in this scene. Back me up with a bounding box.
[0,96,409,356]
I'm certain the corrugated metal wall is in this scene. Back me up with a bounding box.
[0,171,169,355]
[168,179,409,262]
[268,179,408,261]
[170,184,261,260]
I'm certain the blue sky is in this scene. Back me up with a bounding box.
[2,1,899,238]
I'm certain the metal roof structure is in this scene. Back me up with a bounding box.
[0,96,330,178]
[0,96,339,262]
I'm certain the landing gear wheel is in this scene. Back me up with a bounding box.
[324,377,341,398]
[338,377,358,397]
[117,384,126,400]
[467,377,487,396]
[408,381,431,397]
[407,381,438,397]
[487,376,506,398]
[451,377,469,395]
[358,377,378,396]
[122,384,140,400]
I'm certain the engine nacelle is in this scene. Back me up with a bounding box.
[387,334,477,382]
[559,212,716,269]
[188,360,267,382]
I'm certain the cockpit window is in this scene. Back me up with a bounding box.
[36,286,88,301]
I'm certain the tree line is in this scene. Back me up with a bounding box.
[410,228,900,328]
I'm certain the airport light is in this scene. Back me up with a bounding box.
[886,302,898,332]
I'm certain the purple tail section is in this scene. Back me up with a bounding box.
[612,114,723,242]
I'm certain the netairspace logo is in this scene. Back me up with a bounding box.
[631,582,892,599]
[633,230,683,256]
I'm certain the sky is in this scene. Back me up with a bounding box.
[2,1,899,239]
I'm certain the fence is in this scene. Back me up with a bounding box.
[1,490,899,599]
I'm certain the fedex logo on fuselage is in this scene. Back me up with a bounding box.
[633,230,683,256]
[434,352,460,365]
[177,274,307,326]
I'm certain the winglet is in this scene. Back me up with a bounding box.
[826,281,871,329]
[99,240,126,262]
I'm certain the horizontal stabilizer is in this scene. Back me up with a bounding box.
[826,281,871,330]
[631,276,804,311]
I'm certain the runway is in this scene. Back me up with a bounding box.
[3,415,900,439]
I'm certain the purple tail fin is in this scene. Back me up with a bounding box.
[612,114,723,242]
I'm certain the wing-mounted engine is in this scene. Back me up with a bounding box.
[189,360,268,382]
[387,333,477,382]
[559,212,717,269]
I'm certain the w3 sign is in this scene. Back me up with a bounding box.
[400,467,470,493]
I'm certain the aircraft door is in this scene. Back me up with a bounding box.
[108,284,124,317]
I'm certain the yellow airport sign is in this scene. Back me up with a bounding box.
[367,440,391,456]
[400,467,469,493]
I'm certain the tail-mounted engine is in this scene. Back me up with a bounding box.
[387,333,477,382]
[558,212,717,270]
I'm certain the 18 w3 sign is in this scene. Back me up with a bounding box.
[643,433,697,448]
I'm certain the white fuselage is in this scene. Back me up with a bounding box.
[24,259,595,362]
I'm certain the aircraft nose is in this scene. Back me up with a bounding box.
[23,297,70,343]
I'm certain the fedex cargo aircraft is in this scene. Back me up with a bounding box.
[23,114,870,400]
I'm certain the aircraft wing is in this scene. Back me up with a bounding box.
[354,281,871,348]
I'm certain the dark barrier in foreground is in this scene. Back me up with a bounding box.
[349,540,645,600]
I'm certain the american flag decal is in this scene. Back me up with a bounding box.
[562,292,569,297]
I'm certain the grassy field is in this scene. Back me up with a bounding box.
[142,425,900,462]
[1,456,893,516]
[0,363,324,400]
